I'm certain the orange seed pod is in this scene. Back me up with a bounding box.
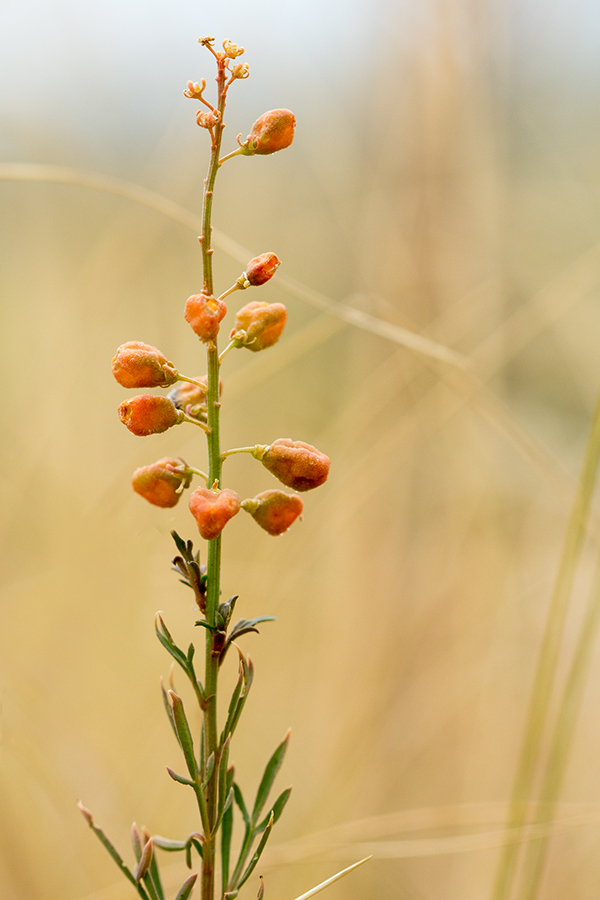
[231,301,287,352]
[118,395,183,436]
[132,457,192,508]
[255,439,330,491]
[245,252,281,286]
[189,487,241,540]
[242,490,303,535]
[184,292,227,342]
[243,109,296,155]
[111,341,178,389]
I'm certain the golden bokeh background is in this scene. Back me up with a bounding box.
[4,1,600,898]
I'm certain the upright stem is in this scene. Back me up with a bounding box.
[200,56,228,900]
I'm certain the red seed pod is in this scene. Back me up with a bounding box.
[184,292,227,342]
[244,109,296,155]
[231,301,287,352]
[118,395,183,436]
[245,252,281,286]
[242,490,303,535]
[256,439,330,491]
[131,457,191,508]
[111,341,178,389]
[189,487,241,540]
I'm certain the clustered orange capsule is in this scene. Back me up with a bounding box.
[184,292,228,342]
[242,490,303,535]
[245,252,281,286]
[189,487,241,540]
[231,301,287,352]
[118,395,184,436]
[254,439,330,491]
[112,341,178,388]
[132,458,192,508]
[243,109,296,155]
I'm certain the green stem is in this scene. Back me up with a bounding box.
[491,386,600,900]
[200,54,228,900]
[221,444,264,461]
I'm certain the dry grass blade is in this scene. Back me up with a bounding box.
[0,163,468,370]
[289,856,371,900]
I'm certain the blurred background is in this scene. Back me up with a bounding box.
[4,0,600,898]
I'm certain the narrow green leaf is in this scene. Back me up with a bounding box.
[195,619,217,633]
[78,803,151,899]
[155,614,189,672]
[227,654,253,738]
[174,873,198,900]
[221,670,244,743]
[151,836,187,852]
[218,736,231,821]
[233,782,250,824]
[171,531,190,557]
[237,813,274,890]
[221,802,234,896]
[205,752,215,782]
[166,767,194,787]
[168,691,198,781]
[252,730,290,822]
[131,822,142,862]
[189,835,204,859]
[255,786,292,834]
[213,786,234,833]
[187,643,195,664]
[141,872,161,900]
[160,679,178,741]
[148,847,165,900]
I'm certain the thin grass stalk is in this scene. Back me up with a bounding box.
[491,387,600,900]
[514,523,600,899]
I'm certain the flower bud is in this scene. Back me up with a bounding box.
[231,301,287,352]
[242,109,296,155]
[111,341,178,389]
[184,292,227,342]
[132,457,192,508]
[118,395,183,436]
[245,252,281,286]
[242,490,303,535]
[254,439,330,491]
[189,487,241,540]
[223,39,245,58]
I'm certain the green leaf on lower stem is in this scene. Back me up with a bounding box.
[151,836,187,852]
[233,782,250,824]
[174,873,198,900]
[236,813,274,891]
[78,803,150,898]
[255,786,292,834]
[221,802,234,894]
[160,679,178,741]
[218,734,231,814]
[213,785,234,834]
[166,767,195,787]
[147,850,165,900]
[252,731,290,823]
[168,690,199,781]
